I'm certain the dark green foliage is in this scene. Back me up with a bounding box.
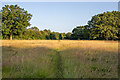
[64,32,72,39]
[88,11,120,40]
[0,12,2,39]
[71,11,120,40]
[0,12,1,25]
[71,25,90,40]
[8,28,69,40]
[50,32,60,40]
[50,33,56,40]
[29,26,39,31]
[2,5,32,40]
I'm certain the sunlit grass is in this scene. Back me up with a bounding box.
[1,40,118,78]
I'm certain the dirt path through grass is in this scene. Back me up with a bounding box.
[55,41,64,78]
[55,50,64,78]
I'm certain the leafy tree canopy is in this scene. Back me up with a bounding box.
[2,5,32,40]
[88,11,120,40]
[71,25,90,40]
[28,26,39,31]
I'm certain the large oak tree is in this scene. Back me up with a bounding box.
[2,5,32,40]
[88,11,120,40]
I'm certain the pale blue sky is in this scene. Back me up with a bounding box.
[2,2,118,33]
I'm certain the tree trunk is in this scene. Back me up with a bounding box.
[10,34,12,40]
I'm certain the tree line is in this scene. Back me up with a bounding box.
[1,5,120,40]
[10,26,72,40]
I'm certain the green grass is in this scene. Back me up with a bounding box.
[61,48,118,78]
[2,40,118,78]
[2,46,57,78]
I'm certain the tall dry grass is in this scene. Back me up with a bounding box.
[1,40,118,78]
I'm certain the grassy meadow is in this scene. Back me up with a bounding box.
[1,40,118,78]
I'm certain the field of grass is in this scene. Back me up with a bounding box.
[1,40,118,78]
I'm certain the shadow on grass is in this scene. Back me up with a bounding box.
[2,46,57,78]
[60,48,118,78]
[2,46,118,78]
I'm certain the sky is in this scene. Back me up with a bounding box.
[1,0,120,2]
[1,2,118,33]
